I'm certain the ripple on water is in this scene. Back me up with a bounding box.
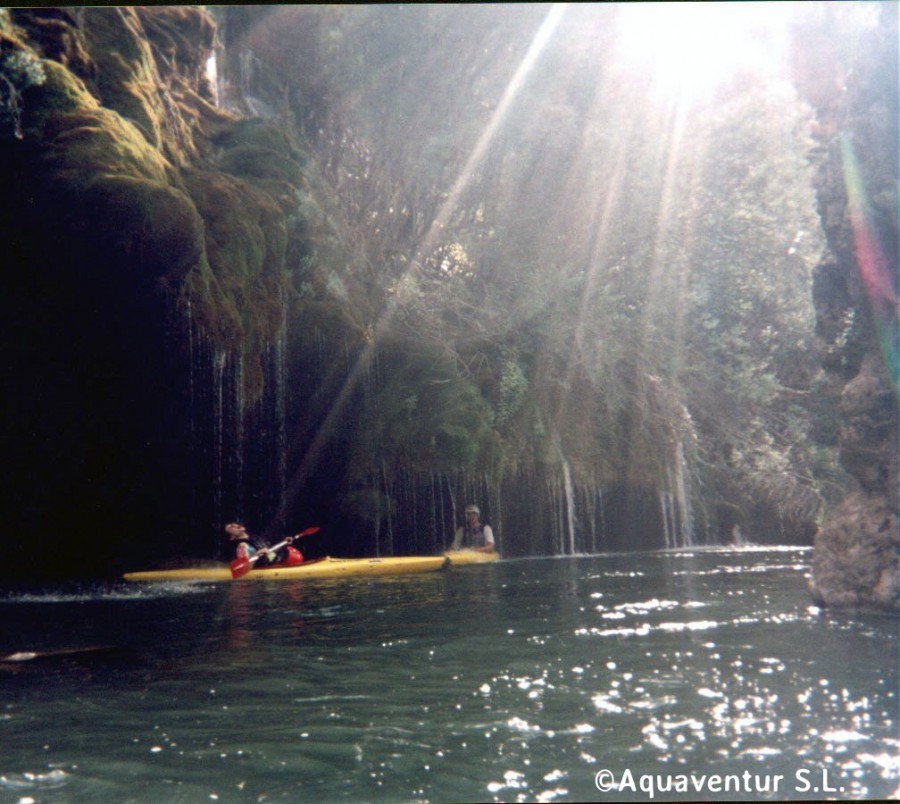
[1,583,211,604]
[0,547,895,801]
[0,768,70,791]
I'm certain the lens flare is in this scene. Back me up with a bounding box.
[840,136,900,392]
[273,4,568,527]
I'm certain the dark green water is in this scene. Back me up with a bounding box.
[1,547,897,802]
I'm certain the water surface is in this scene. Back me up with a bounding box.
[1,547,897,801]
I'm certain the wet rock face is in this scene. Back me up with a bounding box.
[812,495,899,609]
[809,364,899,600]
[805,6,899,610]
[0,7,308,577]
[838,356,899,495]
[811,355,899,610]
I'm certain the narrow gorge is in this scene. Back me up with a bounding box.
[0,6,895,609]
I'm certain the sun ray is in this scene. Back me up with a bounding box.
[273,4,569,530]
[410,3,567,271]
[840,135,900,392]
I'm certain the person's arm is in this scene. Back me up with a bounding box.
[450,526,463,551]
[479,525,495,553]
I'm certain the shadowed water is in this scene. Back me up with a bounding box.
[1,547,897,801]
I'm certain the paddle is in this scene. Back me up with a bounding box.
[229,527,321,579]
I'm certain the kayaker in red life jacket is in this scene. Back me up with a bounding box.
[225,522,303,567]
[225,523,257,560]
[450,505,496,553]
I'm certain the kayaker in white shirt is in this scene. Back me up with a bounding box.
[450,504,496,553]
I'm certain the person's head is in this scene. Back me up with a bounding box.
[465,504,481,523]
[225,522,248,540]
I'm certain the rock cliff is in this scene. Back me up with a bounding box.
[0,7,318,574]
[0,7,895,589]
[800,5,899,609]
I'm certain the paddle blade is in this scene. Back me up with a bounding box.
[295,526,321,538]
[230,557,253,579]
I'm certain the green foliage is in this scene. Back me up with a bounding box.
[212,4,847,544]
[495,350,528,426]
[5,5,851,549]
[350,346,494,477]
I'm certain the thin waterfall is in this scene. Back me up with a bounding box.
[668,489,677,547]
[238,49,254,107]
[556,475,565,554]
[184,297,198,516]
[234,347,245,515]
[183,303,230,540]
[558,477,565,554]
[597,487,605,550]
[561,457,577,555]
[674,440,695,547]
[663,474,680,549]
[582,485,596,554]
[546,474,561,554]
[380,460,393,556]
[409,465,418,553]
[446,475,458,548]
[184,295,212,539]
[185,297,196,447]
[182,288,291,544]
[273,326,288,532]
[264,281,288,533]
[429,472,438,552]
[212,348,228,525]
[660,488,672,549]
[205,53,219,107]
[492,474,502,553]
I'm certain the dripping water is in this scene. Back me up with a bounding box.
[674,440,695,547]
[205,53,219,107]
[234,346,245,515]
[660,488,672,549]
[269,286,289,533]
[212,348,228,525]
[561,457,576,555]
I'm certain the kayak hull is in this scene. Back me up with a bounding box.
[444,549,500,565]
[123,555,450,583]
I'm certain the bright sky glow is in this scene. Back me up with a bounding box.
[614,2,793,104]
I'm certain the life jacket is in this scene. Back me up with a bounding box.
[462,524,490,548]
[283,545,305,565]
[235,539,256,560]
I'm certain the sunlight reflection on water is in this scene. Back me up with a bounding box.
[0,547,897,801]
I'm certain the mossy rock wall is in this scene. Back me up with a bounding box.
[0,7,321,577]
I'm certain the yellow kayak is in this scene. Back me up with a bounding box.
[123,555,450,583]
[444,549,500,565]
